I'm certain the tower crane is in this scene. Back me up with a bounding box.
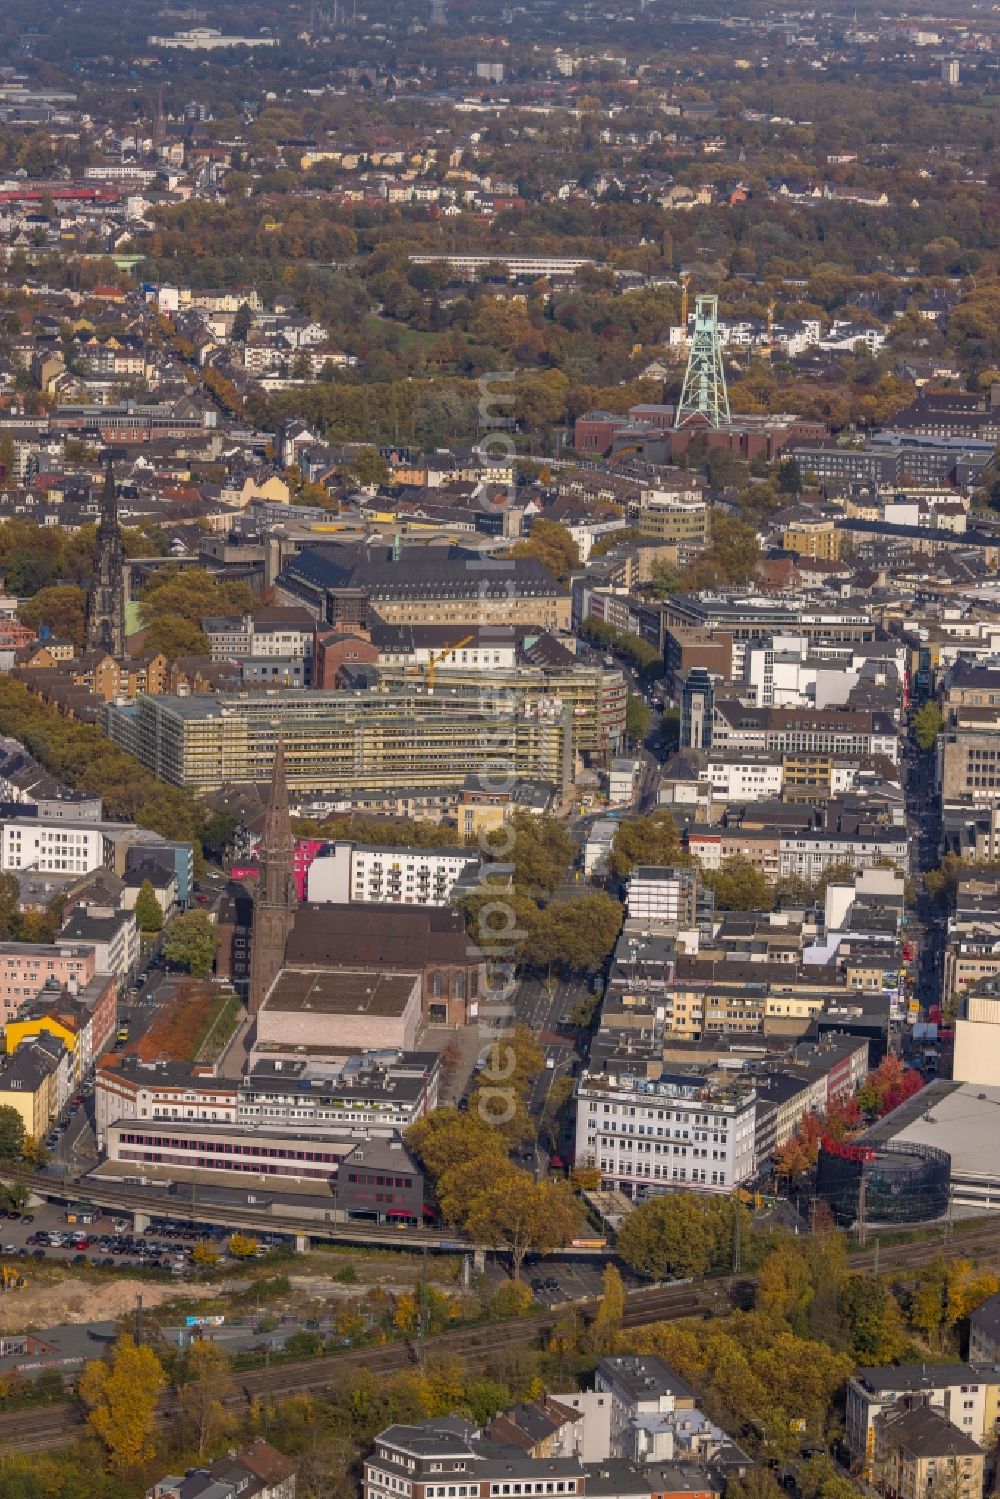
[407,635,476,691]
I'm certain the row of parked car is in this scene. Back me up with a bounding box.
[23,1228,191,1273]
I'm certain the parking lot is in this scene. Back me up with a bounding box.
[0,1198,288,1275]
[525,1258,645,1307]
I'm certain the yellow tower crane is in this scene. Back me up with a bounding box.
[422,635,475,691]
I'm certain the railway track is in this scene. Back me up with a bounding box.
[0,1285,710,1455]
[0,1217,995,1455]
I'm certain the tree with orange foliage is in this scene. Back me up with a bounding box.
[856,1055,924,1117]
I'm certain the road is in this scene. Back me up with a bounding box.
[513,975,593,1174]
[902,737,944,1020]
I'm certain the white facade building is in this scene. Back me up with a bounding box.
[2,820,106,876]
[56,907,139,983]
[778,826,909,881]
[575,1066,757,1196]
[306,841,477,906]
[625,867,698,927]
[147,26,277,47]
[583,819,617,878]
[702,752,784,801]
[609,757,642,807]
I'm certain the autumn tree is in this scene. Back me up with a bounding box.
[856,1055,923,1117]
[463,1170,583,1280]
[405,1107,510,1184]
[176,1338,234,1457]
[228,1233,259,1259]
[139,567,255,654]
[142,615,210,658]
[511,519,580,584]
[161,909,218,977]
[756,1241,815,1328]
[591,1263,626,1353]
[78,1335,167,1477]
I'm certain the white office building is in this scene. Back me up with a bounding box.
[575,1065,757,1196]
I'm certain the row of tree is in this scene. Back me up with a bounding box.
[773,1055,925,1178]
[0,677,201,844]
[406,1049,586,1279]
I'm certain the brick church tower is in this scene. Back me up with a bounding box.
[248,740,297,1015]
[85,460,126,658]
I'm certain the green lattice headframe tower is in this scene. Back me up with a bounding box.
[675,294,730,430]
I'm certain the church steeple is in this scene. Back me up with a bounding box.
[248,739,297,1014]
[85,460,125,658]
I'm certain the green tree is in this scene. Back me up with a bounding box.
[777,456,803,494]
[840,1274,909,1363]
[0,872,22,940]
[347,446,390,489]
[608,810,684,878]
[799,1453,860,1499]
[200,810,236,863]
[480,812,575,899]
[78,1334,167,1477]
[616,1193,750,1279]
[511,519,580,584]
[913,700,944,751]
[0,433,16,482]
[625,692,651,745]
[455,882,541,967]
[161,909,218,978]
[0,1104,25,1161]
[232,302,254,342]
[537,890,623,976]
[725,1469,784,1499]
[134,878,163,934]
[703,856,774,912]
[17,585,88,649]
[909,1257,948,1344]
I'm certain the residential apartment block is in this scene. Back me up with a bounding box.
[306,841,477,906]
